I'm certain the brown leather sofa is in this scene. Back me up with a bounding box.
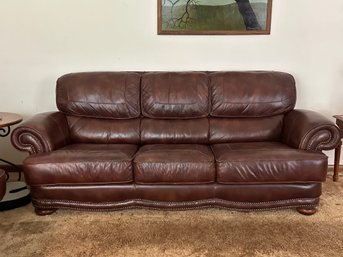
[11,71,341,215]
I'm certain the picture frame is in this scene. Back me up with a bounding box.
[158,0,273,35]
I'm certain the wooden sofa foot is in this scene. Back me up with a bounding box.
[296,207,317,216]
[35,208,57,216]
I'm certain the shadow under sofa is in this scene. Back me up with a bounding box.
[11,71,341,215]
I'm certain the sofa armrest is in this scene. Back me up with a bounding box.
[282,109,341,151]
[11,112,70,155]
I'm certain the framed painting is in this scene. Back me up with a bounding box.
[158,0,272,35]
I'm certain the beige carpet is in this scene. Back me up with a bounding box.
[1,175,343,257]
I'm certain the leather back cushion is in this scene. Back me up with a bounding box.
[57,72,141,119]
[141,72,209,119]
[67,116,140,144]
[209,115,283,143]
[141,118,209,144]
[210,71,296,117]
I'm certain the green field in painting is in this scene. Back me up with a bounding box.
[162,3,267,31]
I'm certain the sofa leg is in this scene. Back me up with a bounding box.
[296,207,317,216]
[34,207,57,216]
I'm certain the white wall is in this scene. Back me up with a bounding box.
[0,0,342,164]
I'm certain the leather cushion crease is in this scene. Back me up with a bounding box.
[133,144,215,184]
[141,72,210,119]
[209,116,283,143]
[11,71,341,215]
[67,116,140,144]
[56,72,141,119]
[210,71,296,117]
[212,142,328,183]
[141,118,209,144]
[23,144,138,185]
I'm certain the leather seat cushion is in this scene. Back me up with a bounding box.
[134,144,215,184]
[212,142,328,183]
[23,144,138,185]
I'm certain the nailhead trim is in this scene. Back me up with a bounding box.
[35,205,317,213]
[32,197,319,212]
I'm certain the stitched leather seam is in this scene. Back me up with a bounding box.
[219,97,293,105]
[22,127,49,151]
[50,113,70,147]
[26,161,132,165]
[134,160,213,163]
[18,131,43,154]
[134,181,215,185]
[60,111,140,120]
[136,148,211,155]
[309,130,333,151]
[217,158,326,163]
[17,133,37,153]
[300,125,335,149]
[33,197,317,206]
[31,180,134,187]
[34,204,317,213]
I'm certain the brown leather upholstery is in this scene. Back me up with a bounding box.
[141,118,209,144]
[0,169,6,201]
[134,144,215,184]
[67,116,140,144]
[11,112,70,154]
[209,116,283,143]
[282,109,342,151]
[210,71,296,117]
[141,72,209,119]
[23,144,138,185]
[212,142,328,183]
[10,71,341,215]
[57,72,141,119]
[30,183,321,210]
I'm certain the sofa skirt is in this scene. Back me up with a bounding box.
[29,183,321,213]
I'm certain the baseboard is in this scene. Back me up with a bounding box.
[327,165,343,173]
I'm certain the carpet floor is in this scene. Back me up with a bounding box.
[1,175,343,257]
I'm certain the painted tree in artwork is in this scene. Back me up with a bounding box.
[163,0,262,30]
[235,0,261,30]
[163,0,198,28]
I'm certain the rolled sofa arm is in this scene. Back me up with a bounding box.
[11,112,70,155]
[282,109,341,151]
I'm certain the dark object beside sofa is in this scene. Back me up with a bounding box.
[0,169,6,201]
[11,71,341,215]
